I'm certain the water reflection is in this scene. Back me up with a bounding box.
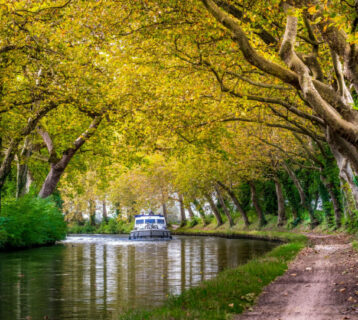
[0,235,277,320]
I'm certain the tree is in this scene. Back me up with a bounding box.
[199,0,358,206]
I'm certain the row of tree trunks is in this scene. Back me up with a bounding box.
[217,181,250,227]
[0,103,60,209]
[199,0,353,229]
[282,162,318,228]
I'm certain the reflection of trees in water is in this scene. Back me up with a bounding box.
[0,238,277,320]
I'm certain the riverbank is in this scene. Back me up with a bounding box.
[119,228,307,320]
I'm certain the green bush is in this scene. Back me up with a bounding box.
[0,196,66,249]
[0,228,8,247]
[188,217,199,227]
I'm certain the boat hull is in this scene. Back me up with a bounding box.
[129,229,172,240]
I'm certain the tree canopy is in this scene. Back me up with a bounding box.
[1,0,358,230]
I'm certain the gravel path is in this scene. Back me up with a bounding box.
[235,234,358,320]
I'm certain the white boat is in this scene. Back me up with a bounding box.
[129,213,172,240]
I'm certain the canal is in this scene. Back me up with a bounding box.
[0,235,277,320]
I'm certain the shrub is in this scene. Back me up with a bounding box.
[0,196,67,249]
[0,228,8,247]
[189,217,199,227]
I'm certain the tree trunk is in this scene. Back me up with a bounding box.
[320,175,342,229]
[215,186,235,227]
[249,181,267,227]
[75,203,84,224]
[217,181,250,227]
[178,194,187,227]
[16,159,29,198]
[0,102,60,206]
[89,199,96,226]
[187,204,197,227]
[341,180,355,221]
[162,202,168,224]
[102,200,108,223]
[39,162,68,198]
[282,162,318,228]
[38,116,102,198]
[291,207,298,221]
[204,194,223,227]
[187,204,195,220]
[329,139,358,209]
[16,139,32,198]
[193,199,207,225]
[273,176,286,227]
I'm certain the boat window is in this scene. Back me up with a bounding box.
[136,219,144,224]
[146,219,156,224]
[157,219,165,224]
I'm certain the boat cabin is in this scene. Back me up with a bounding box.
[134,214,167,230]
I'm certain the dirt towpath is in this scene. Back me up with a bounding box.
[235,234,358,320]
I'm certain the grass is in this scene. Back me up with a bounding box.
[172,217,308,243]
[119,226,307,320]
[67,219,134,234]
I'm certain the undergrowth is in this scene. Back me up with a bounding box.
[0,196,66,249]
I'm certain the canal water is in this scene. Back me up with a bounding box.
[0,235,277,320]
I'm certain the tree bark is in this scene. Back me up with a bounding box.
[89,199,96,226]
[282,162,318,228]
[217,181,250,227]
[102,200,108,223]
[16,158,29,198]
[38,116,102,198]
[273,176,286,227]
[204,194,223,227]
[15,139,32,198]
[178,193,187,227]
[162,202,168,224]
[0,102,60,207]
[187,203,197,227]
[320,175,342,229]
[193,199,207,225]
[327,132,358,208]
[215,185,235,227]
[249,181,267,227]
[187,204,195,220]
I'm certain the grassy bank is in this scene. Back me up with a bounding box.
[67,219,133,234]
[119,227,307,320]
